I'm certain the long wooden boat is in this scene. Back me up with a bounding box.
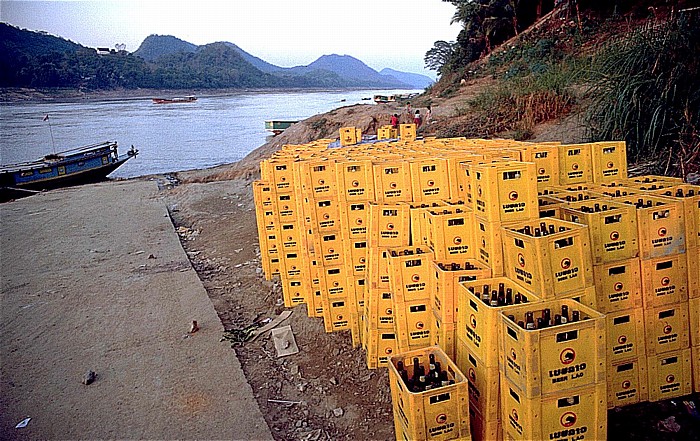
[373,94,396,104]
[0,141,138,198]
[152,96,197,104]
[265,120,299,135]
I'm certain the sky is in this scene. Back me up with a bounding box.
[1,0,460,78]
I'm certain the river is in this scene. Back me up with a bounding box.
[0,89,419,178]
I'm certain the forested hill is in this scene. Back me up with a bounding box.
[0,24,430,90]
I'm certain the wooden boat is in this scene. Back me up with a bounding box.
[0,141,138,198]
[373,94,396,104]
[152,95,197,104]
[265,120,299,135]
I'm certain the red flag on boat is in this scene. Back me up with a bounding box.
[43,114,49,121]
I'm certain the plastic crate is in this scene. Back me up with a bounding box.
[387,247,435,303]
[432,312,457,361]
[520,144,560,190]
[560,201,639,265]
[469,405,502,441]
[649,184,700,250]
[500,378,607,441]
[558,143,594,185]
[592,258,642,313]
[339,201,369,240]
[605,307,646,363]
[614,194,686,259]
[590,141,627,184]
[343,239,368,276]
[321,295,354,333]
[308,259,324,317]
[339,126,360,146]
[410,201,450,248]
[347,275,365,313]
[538,195,564,219]
[627,175,684,186]
[297,159,337,198]
[499,299,606,397]
[268,158,297,192]
[457,277,540,368]
[689,249,700,299]
[310,196,341,233]
[640,254,689,308]
[426,207,476,260]
[644,301,690,356]
[368,202,412,248]
[280,275,308,308]
[432,260,492,324]
[275,191,299,221]
[690,297,699,347]
[367,247,391,290]
[388,346,470,441]
[473,217,508,276]
[457,161,477,208]
[316,231,343,265]
[336,159,376,202]
[280,250,304,279]
[373,160,413,203]
[470,161,539,223]
[447,155,483,204]
[455,339,500,421]
[607,357,648,408]
[647,348,693,402]
[410,157,452,203]
[365,329,397,370]
[320,264,349,299]
[399,123,417,141]
[364,286,394,329]
[502,218,594,298]
[395,299,434,351]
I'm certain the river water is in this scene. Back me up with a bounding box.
[0,89,419,178]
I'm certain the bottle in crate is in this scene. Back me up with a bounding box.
[501,218,594,298]
[499,299,607,397]
[388,346,471,441]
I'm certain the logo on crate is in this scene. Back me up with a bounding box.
[453,236,462,245]
[610,231,620,241]
[539,167,546,175]
[412,274,421,282]
[664,324,673,334]
[387,223,394,230]
[385,348,393,355]
[470,314,477,329]
[436,413,448,424]
[468,368,476,382]
[518,253,526,268]
[572,163,579,170]
[560,348,576,365]
[560,412,577,428]
[614,282,624,292]
[561,258,572,270]
[661,277,670,286]
[352,180,359,187]
[667,374,675,383]
[428,180,435,187]
[416,321,424,330]
[607,161,615,169]
[618,335,628,344]
[622,380,631,389]
[509,191,519,201]
[510,348,517,361]
[511,409,519,422]
[658,227,667,237]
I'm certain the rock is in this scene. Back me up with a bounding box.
[290,365,299,375]
[296,420,304,428]
[330,377,338,385]
[333,407,344,417]
[82,370,96,385]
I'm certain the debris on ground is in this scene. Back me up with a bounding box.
[82,370,96,385]
[658,415,681,433]
[271,325,299,357]
[189,320,199,333]
[15,417,31,429]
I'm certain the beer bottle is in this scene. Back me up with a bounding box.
[429,354,436,376]
[525,311,536,330]
[481,285,490,304]
[505,288,513,305]
[534,227,541,237]
[561,304,569,322]
[536,317,544,329]
[513,292,522,304]
[571,310,580,322]
[507,314,515,322]
[490,290,499,307]
[549,224,556,235]
[543,308,551,325]
[498,283,505,297]
[440,370,449,387]
[554,314,562,326]
[524,225,532,236]
[518,320,525,329]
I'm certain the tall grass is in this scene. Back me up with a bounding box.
[585,15,700,176]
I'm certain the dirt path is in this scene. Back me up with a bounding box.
[0,179,272,440]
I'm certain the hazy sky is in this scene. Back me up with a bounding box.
[1,0,460,77]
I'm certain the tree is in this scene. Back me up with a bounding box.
[425,41,456,74]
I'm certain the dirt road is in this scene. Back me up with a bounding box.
[0,179,272,440]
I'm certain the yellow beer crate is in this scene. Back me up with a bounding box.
[253,180,275,209]
[455,339,501,422]
[364,285,395,328]
[410,157,451,203]
[399,123,417,141]
[605,307,647,363]
[640,253,689,307]
[690,297,699,346]
[644,301,690,355]
[274,191,299,221]
[627,174,684,186]
[366,247,391,290]
[388,346,470,441]
[469,405,502,441]
[309,196,341,233]
[607,357,648,408]
[502,218,594,298]
[279,221,304,251]
[316,231,344,265]
[470,161,539,223]
[320,264,349,300]
[446,154,483,204]
[280,275,308,308]
[500,378,607,441]
[343,239,368,276]
[368,202,412,248]
[373,160,413,203]
[647,348,693,401]
[520,144,560,190]
[387,247,435,303]
[560,200,639,265]
[432,259,492,324]
[297,158,337,198]
[457,161,477,208]
[268,157,297,192]
[395,299,434,351]
[590,141,627,183]
[473,217,514,276]
[339,201,369,240]
[321,295,354,333]
[499,299,606,397]
[335,159,376,202]
[558,143,594,185]
[426,206,475,260]
[365,328,398,370]
[308,259,324,317]
[592,258,642,313]
[649,184,700,250]
[689,249,700,298]
[410,201,450,247]
[458,277,540,368]
[339,126,361,146]
[614,194,686,259]
[279,250,304,279]
[538,195,564,218]
[432,311,457,361]
[346,275,366,314]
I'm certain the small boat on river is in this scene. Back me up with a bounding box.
[373,94,396,104]
[0,141,138,199]
[152,96,197,104]
[265,120,299,135]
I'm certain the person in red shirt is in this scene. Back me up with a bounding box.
[391,113,399,128]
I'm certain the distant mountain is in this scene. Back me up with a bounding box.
[133,35,197,62]
[380,68,433,89]
[221,42,282,73]
[288,54,410,88]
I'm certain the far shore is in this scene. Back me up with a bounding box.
[0,86,416,104]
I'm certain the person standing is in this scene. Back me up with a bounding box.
[425,105,432,125]
[413,109,422,128]
[391,113,399,129]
